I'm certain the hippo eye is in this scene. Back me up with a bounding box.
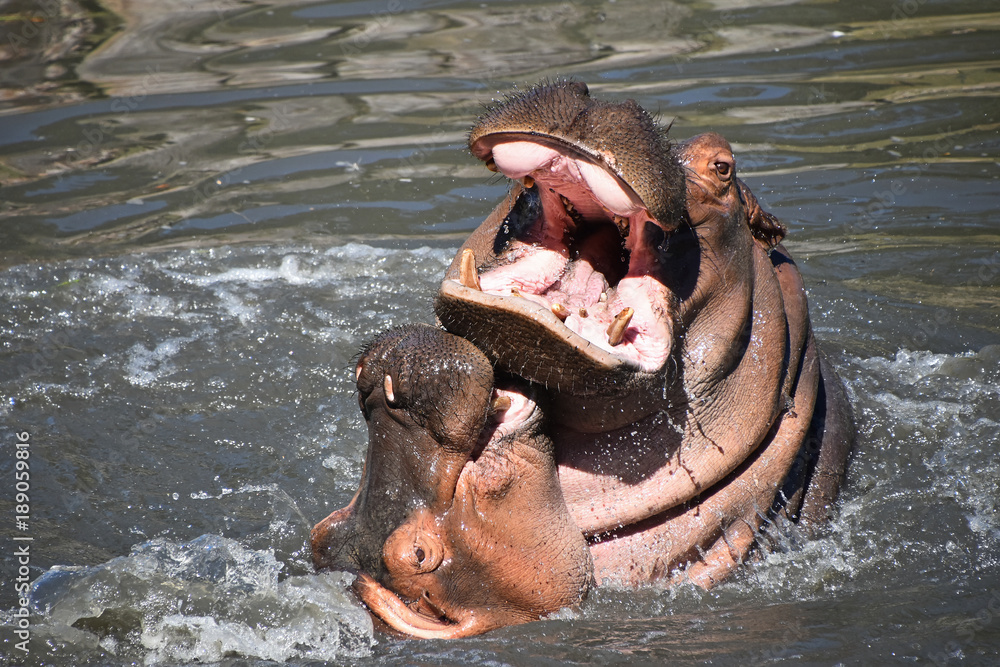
[409,538,442,573]
[714,160,732,179]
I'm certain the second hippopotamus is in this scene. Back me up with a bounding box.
[313,81,855,638]
[311,324,592,638]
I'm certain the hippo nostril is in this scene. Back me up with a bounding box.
[418,590,448,621]
[415,547,425,563]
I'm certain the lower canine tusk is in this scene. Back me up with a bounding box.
[606,307,634,346]
[459,249,481,291]
[489,394,512,415]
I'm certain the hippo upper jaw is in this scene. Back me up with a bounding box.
[468,81,687,230]
[436,82,690,407]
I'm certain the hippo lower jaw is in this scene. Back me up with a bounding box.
[352,573,495,639]
[438,275,662,389]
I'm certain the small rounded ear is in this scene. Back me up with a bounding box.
[738,179,787,249]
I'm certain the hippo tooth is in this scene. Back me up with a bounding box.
[459,249,482,291]
[614,215,630,237]
[485,156,498,172]
[560,194,575,214]
[551,302,570,321]
[383,374,396,404]
[606,307,634,346]
[511,287,523,297]
[579,307,588,318]
[599,291,607,303]
[560,194,583,226]
[523,175,535,189]
[489,394,512,415]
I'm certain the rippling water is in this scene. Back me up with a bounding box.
[1,0,998,664]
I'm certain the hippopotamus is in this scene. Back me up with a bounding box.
[311,324,592,638]
[312,81,854,636]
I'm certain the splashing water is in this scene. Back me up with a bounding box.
[29,534,373,663]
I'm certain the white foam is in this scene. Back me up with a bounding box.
[215,288,259,325]
[29,535,373,662]
[125,336,197,387]
[92,273,141,295]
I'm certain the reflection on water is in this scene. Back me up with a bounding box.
[1,0,998,664]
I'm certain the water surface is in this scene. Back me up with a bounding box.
[1,0,998,664]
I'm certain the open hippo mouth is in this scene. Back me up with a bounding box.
[436,81,690,398]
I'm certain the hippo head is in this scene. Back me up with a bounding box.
[435,81,787,431]
[311,324,591,638]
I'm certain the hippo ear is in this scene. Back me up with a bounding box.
[738,179,787,249]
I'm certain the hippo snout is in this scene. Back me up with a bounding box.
[310,324,592,638]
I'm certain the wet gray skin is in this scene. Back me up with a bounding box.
[311,324,591,639]
[435,83,854,584]
[4,0,999,662]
